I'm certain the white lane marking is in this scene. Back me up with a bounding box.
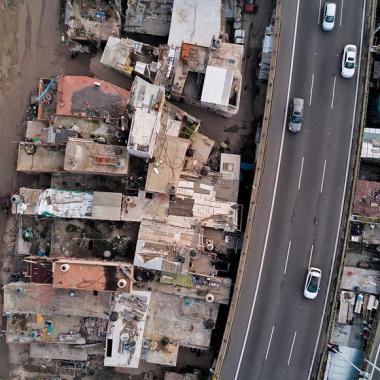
[265,326,275,360]
[370,345,380,379]
[331,76,336,109]
[307,0,367,378]
[234,0,301,378]
[318,0,322,24]
[284,241,292,275]
[340,0,344,27]
[320,160,327,193]
[287,331,297,366]
[309,244,314,267]
[298,157,304,190]
[309,74,315,106]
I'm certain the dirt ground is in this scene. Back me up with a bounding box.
[0,0,274,378]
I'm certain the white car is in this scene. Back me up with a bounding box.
[322,2,336,31]
[341,45,357,78]
[304,267,321,300]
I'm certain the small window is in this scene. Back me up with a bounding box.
[145,192,153,199]
[223,163,234,172]
[93,290,98,296]
[106,339,113,357]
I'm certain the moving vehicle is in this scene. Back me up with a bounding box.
[322,2,336,31]
[341,44,357,78]
[288,98,304,133]
[304,267,322,299]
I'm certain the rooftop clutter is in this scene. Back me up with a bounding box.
[9,5,244,368]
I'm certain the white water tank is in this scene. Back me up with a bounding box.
[117,279,128,289]
[60,264,70,272]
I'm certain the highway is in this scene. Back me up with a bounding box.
[220,0,368,379]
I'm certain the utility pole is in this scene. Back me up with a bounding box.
[328,344,370,379]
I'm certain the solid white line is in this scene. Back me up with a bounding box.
[318,0,322,24]
[309,244,314,267]
[265,326,275,360]
[320,160,327,193]
[370,344,380,379]
[233,0,301,378]
[298,157,304,190]
[309,74,315,106]
[307,0,367,378]
[284,241,292,275]
[287,331,297,366]
[331,76,336,109]
[340,0,344,27]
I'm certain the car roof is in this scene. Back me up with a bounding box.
[308,267,322,276]
[293,98,304,106]
[345,44,357,52]
[325,2,336,13]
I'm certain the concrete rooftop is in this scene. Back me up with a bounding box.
[3,283,111,317]
[168,0,221,47]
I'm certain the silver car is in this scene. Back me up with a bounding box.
[288,98,304,133]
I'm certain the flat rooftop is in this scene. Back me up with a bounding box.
[64,138,129,175]
[173,178,240,232]
[201,42,243,111]
[56,75,129,118]
[23,117,124,145]
[124,0,173,36]
[3,282,111,317]
[16,216,52,256]
[352,180,380,220]
[52,259,133,292]
[104,291,150,368]
[14,188,43,215]
[134,218,195,273]
[30,343,104,361]
[127,77,165,159]
[101,37,160,82]
[144,291,219,349]
[50,219,139,262]
[145,134,189,193]
[66,0,120,42]
[341,266,380,294]
[362,128,380,160]
[201,66,233,106]
[135,274,232,305]
[24,258,53,284]
[6,313,86,344]
[168,0,221,47]
[17,143,65,173]
[18,188,124,221]
[120,190,169,222]
[217,153,241,203]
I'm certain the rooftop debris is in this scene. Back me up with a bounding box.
[124,0,173,37]
[65,0,121,43]
[101,37,161,82]
[154,41,243,117]
[6,0,247,371]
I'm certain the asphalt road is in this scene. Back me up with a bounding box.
[220,0,368,379]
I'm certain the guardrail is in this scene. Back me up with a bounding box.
[213,0,283,377]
